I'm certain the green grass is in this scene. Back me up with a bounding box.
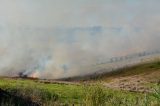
[98,60,160,81]
[0,60,160,105]
[0,78,84,105]
[0,78,159,106]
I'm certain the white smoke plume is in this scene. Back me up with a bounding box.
[0,0,160,79]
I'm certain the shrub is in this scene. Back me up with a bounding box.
[152,85,160,103]
[11,83,59,105]
[83,83,106,106]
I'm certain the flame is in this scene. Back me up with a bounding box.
[30,71,40,78]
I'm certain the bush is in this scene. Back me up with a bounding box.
[10,83,59,105]
[152,85,160,103]
[83,83,106,106]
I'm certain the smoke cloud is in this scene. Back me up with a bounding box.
[0,0,160,79]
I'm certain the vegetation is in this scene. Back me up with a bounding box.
[152,85,160,103]
[0,60,160,105]
[83,83,106,106]
[0,78,83,105]
[100,59,160,81]
[0,78,159,106]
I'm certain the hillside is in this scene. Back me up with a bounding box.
[101,60,160,92]
[0,60,160,105]
[61,59,160,92]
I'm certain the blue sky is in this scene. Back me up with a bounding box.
[0,0,160,78]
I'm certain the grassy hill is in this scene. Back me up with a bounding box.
[0,60,160,105]
[99,60,160,94]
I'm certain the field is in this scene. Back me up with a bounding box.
[0,60,160,106]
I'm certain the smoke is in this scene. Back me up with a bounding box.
[0,0,160,79]
[0,25,159,79]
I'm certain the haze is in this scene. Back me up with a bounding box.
[0,0,160,79]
